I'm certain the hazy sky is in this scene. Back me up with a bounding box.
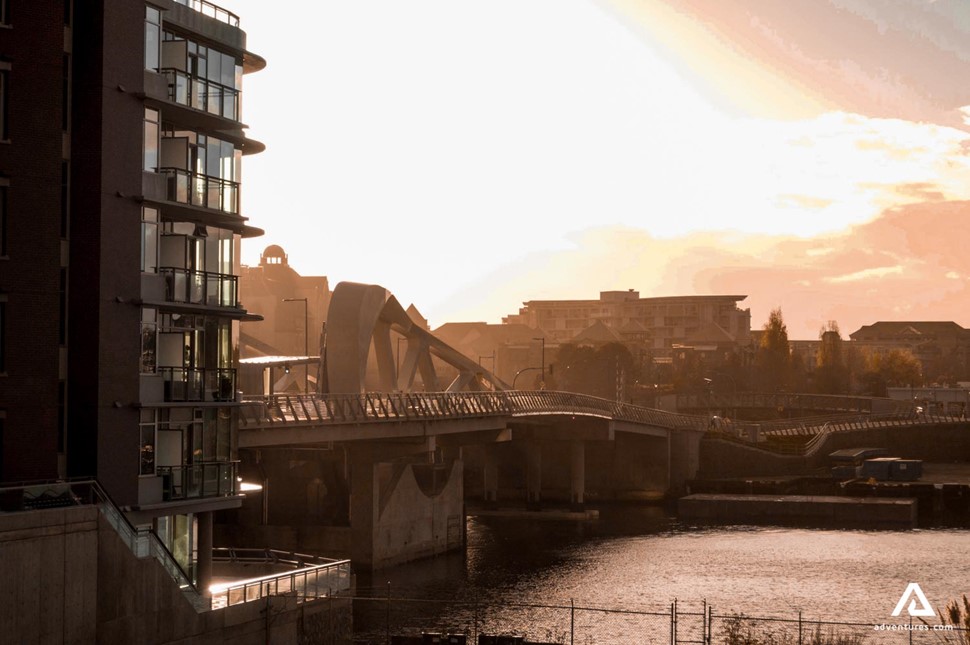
[216,0,970,338]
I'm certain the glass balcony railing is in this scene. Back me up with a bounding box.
[159,267,238,308]
[172,0,239,27]
[159,367,236,402]
[160,167,238,214]
[160,68,240,122]
[157,461,238,501]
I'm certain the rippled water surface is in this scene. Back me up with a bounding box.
[358,507,970,622]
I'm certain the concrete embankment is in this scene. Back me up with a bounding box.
[679,494,917,528]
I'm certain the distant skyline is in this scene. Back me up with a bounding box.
[219,0,970,338]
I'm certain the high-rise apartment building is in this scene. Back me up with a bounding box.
[0,0,264,587]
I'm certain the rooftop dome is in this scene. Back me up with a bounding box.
[260,244,288,266]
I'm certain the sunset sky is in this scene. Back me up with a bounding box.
[218,0,970,338]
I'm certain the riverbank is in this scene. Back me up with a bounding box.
[688,461,970,526]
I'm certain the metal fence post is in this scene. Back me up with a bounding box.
[707,605,713,645]
[570,598,575,645]
[798,611,802,645]
[386,581,391,645]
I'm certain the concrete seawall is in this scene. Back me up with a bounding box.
[679,494,917,528]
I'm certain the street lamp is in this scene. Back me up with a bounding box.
[533,337,545,384]
[282,297,308,392]
[478,352,496,371]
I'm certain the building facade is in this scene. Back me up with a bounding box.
[849,321,970,384]
[503,290,752,357]
[0,0,264,590]
[238,244,330,360]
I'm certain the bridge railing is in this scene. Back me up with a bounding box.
[708,409,966,456]
[240,390,708,431]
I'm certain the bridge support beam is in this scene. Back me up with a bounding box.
[349,449,465,570]
[668,429,704,494]
[197,511,212,596]
[570,440,585,511]
[483,446,499,508]
[526,441,542,510]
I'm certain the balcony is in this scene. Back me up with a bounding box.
[157,461,238,501]
[159,267,238,308]
[172,0,239,27]
[160,68,240,122]
[159,367,236,402]
[161,167,238,214]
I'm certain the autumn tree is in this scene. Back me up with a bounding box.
[814,321,849,394]
[555,342,634,400]
[755,308,792,392]
[857,348,922,396]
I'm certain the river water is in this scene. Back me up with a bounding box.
[353,507,970,642]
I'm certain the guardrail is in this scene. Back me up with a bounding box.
[172,0,239,27]
[707,411,966,456]
[158,367,236,402]
[160,68,240,121]
[239,390,708,432]
[160,167,239,214]
[209,552,351,610]
[157,461,237,500]
[0,479,209,612]
[677,392,884,413]
[159,267,238,308]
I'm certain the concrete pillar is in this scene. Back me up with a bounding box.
[483,446,499,507]
[570,440,585,510]
[196,511,213,596]
[526,441,542,510]
[348,450,377,570]
[669,430,703,494]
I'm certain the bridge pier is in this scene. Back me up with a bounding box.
[349,447,465,570]
[483,446,499,508]
[570,440,585,511]
[525,441,542,510]
[668,429,704,493]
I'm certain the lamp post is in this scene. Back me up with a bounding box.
[282,297,308,392]
[478,352,496,371]
[533,337,545,387]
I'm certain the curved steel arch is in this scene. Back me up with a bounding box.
[325,281,509,394]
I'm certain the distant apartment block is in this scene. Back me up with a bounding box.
[503,290,752,357]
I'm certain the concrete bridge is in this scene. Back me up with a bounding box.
[232,390,707,569]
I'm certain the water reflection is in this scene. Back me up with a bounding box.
[355,506,970,637]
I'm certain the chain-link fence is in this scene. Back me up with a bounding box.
[342,593,969,645]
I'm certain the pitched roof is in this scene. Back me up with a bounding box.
[849,321,966,340]
[571,320,624,345]
[685,321,735,344]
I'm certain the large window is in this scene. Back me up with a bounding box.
[145,6,161,71]
[139,408,157,475]
[140,307,157,373]
[61,54,70,131]
[58,268,66,345]
[59,162,68,238]
[0,298,6,373]
[161,31,242,119]
[0,65,9,141]
[143,107,160,172]
[159,130,240,212]
[141,206,158,272]
[0,179,7,256]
